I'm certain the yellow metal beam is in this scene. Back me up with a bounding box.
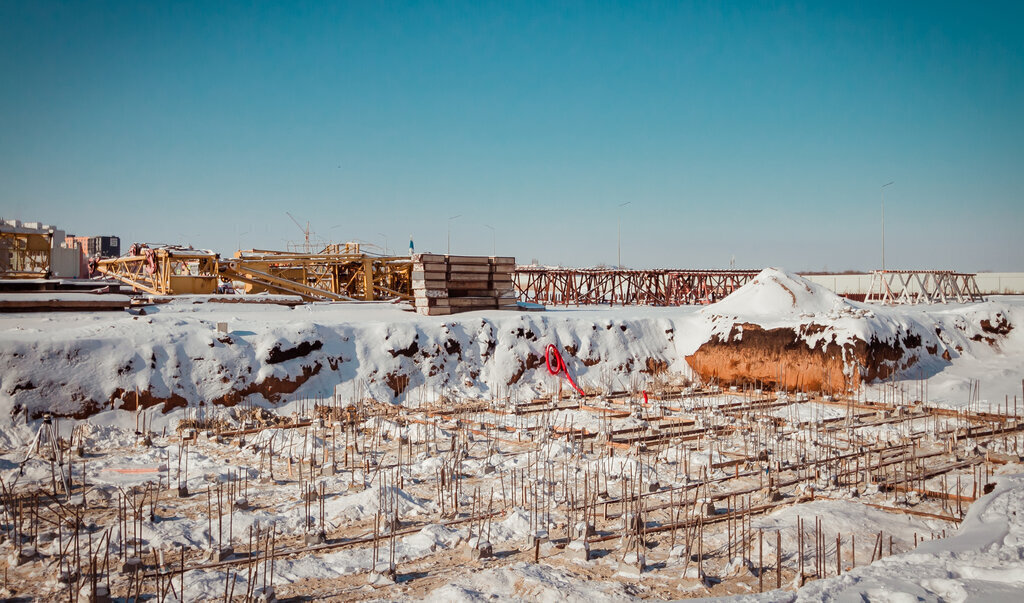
[362,257,374,301]
[220,262,355,301]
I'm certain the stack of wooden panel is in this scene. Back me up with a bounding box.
[411,254,517,315]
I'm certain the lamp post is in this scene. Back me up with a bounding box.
[237,227,250,252]
[881,181,894,271]
[377,232,387,256]
[447,214,461,255]
[617,201,631,268]
[484,224,495,257]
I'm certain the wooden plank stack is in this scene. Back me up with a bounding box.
[411,254,518,315]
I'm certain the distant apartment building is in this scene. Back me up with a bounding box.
[65,234,121,276]
[88,236,120,258]
[65,235,91,277]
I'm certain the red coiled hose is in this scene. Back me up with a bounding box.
[545,344,585,397]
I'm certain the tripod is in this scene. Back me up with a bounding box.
[20,414,71,496]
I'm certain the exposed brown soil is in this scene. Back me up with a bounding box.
[385,371,412,397]
[686,323,910,392]
[267,340,323,364]
[39,362,326,420]
[643,357,669,375]
[507,352,543,386]
[388,337,420,358]
[981,315,1013,336]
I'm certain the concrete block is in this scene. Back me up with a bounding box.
[78,584,111,603]
[566,539,590,561]
[120,556,143,574]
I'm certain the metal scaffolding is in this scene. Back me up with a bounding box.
[97,243,413,301]
[514,267,760,306]
[96,245,221,295]
[224,247,412,302]
[864,270,985,305]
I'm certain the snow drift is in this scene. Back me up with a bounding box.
[0,300,693,427]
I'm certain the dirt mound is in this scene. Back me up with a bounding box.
[687,323,905,392]
[687,268,1010,392]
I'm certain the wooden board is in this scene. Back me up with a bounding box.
[412,253,446,263]
[443,255,492,265]
[447,297,499,308]
[0,298,132,312]
[417,307,452,316]
[444,289,517,298]
[413,289,448,299]
[446,264,492,274]
[411,270,447,280]
[411,280,447,290]
[447,273,492,282]
[446,280,492,290]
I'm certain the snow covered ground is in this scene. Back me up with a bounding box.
[0,269,1020,431]
[0,269,1021,600]
[724,472,1024,603]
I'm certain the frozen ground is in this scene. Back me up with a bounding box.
[0,269,1021,600]
[723,473,1024,603]
[0,270,1020,429]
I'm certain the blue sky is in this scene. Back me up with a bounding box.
[1,1,1021,270]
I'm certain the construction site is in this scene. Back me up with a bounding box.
[1,223,1023,602]
[7,0,1024,598]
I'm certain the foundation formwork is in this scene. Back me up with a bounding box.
[3,373,1020,600]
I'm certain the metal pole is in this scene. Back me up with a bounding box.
[447,215,461,256]
[377,232,387,256]
[617,202,631,268]
[881,182,893,271]
[484,224,495,257]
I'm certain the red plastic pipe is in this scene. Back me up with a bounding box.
[545,344,585,397]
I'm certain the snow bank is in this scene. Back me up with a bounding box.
[0,275,1021,439]
[0,302,695,430]
[720,472,1024,602]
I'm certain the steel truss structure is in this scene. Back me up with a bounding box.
[96,246,221,295]
[865,270,984,305]
[223,248,412,301]
[513,267,760,306]
[97,244,413,301]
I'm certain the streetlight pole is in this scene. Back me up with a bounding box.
[881,181,893,271]
[617,201,631,268]
[447,215,461,255]
[484,224,495,257]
